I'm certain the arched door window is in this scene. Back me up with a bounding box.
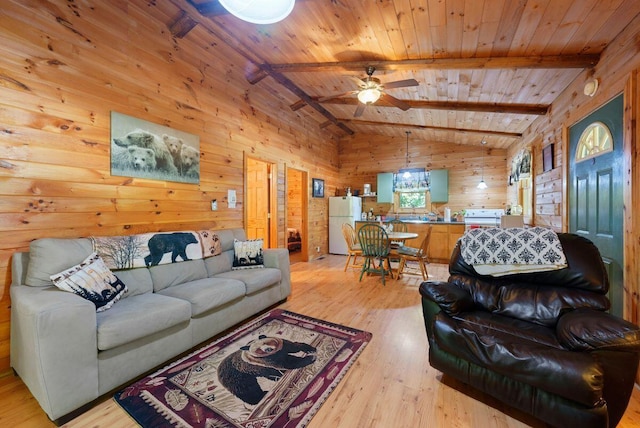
[575,121,613,163]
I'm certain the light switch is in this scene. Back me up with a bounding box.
[211,200,217,211]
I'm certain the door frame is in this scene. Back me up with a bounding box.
[244,154,278,249]
[285,165,309,262]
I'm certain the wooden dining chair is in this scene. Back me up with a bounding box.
[358,224,393,285]
[397,225,432,280]
[341,223,363,271]
[386,219,407,232]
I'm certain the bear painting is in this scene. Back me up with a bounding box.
[110,112,200,184]
[143,232,199,267]
[217,335,317,405]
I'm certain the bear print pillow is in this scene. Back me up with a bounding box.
[50,252,128,312]
[232,239,264,270]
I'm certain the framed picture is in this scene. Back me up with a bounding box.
[543,144,554,172]
[312,178,324,198]
[110,111,200,184]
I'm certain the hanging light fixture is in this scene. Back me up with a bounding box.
[219,0,295,25]
[477,138,488,189]
[402,131,412,178]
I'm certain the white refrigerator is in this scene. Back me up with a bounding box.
[329,196,362,255]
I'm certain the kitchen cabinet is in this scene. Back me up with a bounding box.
[377,172,394,203]
[430,169,448,203]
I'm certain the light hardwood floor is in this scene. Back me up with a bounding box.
[3,255,640,427]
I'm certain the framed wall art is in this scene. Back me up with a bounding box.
[312,178,324,198]
[110,111,200,184]
[543,144,554,172]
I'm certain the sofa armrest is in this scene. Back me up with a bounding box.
[10,284,99,420]
[263,248,291,299]
[557,308,640,352]
[419,281,475,315]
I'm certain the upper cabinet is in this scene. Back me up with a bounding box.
[377,172,394,203]
[430,169,449,203]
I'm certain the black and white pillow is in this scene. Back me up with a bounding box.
[232,239,264,270]
[50,252,128,312]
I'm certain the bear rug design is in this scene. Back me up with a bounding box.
[114,309,372,427]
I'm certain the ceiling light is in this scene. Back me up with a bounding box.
[219,0,295,24]
[477,138,488,189]
[357,88,381,104]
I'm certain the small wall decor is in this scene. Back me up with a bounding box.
[110,111,200,184]
[510,148,532,182]
[312,178,324,198]
[542,144,554,172]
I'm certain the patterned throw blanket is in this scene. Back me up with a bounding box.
[459,227,567,276]
[91,230,221,270]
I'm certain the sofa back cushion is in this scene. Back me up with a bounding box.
[448,233,611,327]
[149,259,208,292]
[114,266,153,297]
[25,238,93,287]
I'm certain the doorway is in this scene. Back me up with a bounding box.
[568,94,624,316]
[245,156,277,248]
[286,167,308,263]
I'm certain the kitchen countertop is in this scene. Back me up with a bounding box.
[356,220,464,225]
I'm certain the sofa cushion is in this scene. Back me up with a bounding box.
[96,293,191,351]
[232,239,264,270]
[149,259,208,292]
[157,277,245,317]
[26,238,93,287]
[112,267,153,297]
[203,250,234,276]
[50,252,128,312]
[215,267,281,295]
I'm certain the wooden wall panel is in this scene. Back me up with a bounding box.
[0,0,339,372]
[338,134,508,216]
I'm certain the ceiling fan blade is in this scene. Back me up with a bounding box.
[382,93,411,111]
[383,79,419,89]
[318,90,358,102]
[354,103,367,117]
[345,75,367,87]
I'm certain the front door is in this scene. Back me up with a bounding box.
[568,94,624,316]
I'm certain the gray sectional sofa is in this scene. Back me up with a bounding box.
[10,228,291,422]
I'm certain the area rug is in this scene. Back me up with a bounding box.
[114,309,372,427]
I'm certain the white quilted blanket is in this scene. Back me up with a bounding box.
[459,227,567,276]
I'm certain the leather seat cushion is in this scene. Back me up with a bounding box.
[434,312,604,407]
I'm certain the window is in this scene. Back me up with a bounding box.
[575,121,613,162]
[398,192,426,209]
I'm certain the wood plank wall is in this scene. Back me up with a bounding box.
[338,134,508,217]
[507,13,640,323]
[0,0,340,372]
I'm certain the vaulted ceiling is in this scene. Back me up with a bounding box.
[178,0,640,149]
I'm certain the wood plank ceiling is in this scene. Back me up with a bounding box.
[178,0,640,149]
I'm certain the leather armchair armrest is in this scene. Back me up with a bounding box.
[557,308,640,351]
[419,281,475,315]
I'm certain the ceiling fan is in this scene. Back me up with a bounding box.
[318,66,419,117]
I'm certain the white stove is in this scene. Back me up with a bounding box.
[464,208,504,230]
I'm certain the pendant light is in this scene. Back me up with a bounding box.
[402,131,412,178]
[477,139,488,189]
[219,0,295,24]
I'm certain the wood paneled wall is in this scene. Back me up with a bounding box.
[0,0,339,372]
[507,13,640,323]
[338,134,508,216]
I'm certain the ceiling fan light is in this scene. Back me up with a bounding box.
[357,88,381,104]
[219,0,295,24]
[477,180,488,189]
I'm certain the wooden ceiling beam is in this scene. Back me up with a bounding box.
[313,97,549,115]
[268,55,600,73]
[341,119,522,139]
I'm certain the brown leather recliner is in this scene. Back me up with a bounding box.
[419,233,640,428]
